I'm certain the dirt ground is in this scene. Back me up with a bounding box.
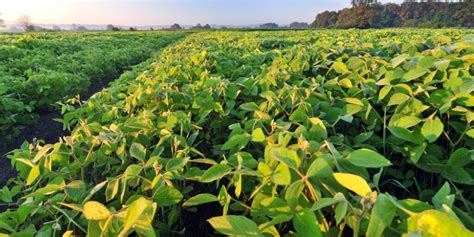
[0,76,114,187]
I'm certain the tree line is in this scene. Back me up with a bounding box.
[0,13,5,28]
[312,0,473,28]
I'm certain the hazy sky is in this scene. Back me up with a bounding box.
[1,0,404,26]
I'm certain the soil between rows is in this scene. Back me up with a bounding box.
[0,74,115,188]
[0,69,223,235]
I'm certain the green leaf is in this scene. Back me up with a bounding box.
[83,201,111,221]
[466,129,474,138]
[166,157,189,172]
[347,57,365,70]
[222,134,250,150]
[87,220,102,236]
[335,201,348,225]
[403,68,427,81]
[398,199,433,213]
[434,59,450,71]
[270,147,301,170]
[333,173,372,197]
[447,148,471,167]
[251,128,266,142]
[261,197,291,217]
[406,210,474,236]
[289,106,307,123]
[391,54,409,67]
[441,166,473,184]
[240,102,259,111]
[366,194,396,237]
[409,142,427,164]
[347,148,392,168]
[200,164,232,183]
[153,185,183,207]
[306,158,333,178]
[0,187,13,203]
[293,209,322,237]
[421,116,444,143]
[387,93,410,106]
[388,126,417,143]
[389,115,421,129]
[432,182,454,209]
[418,57,435,69]
[130,142,146,161]
[24,183,62,198]
[0,220,15,233]
[183,193,219,207]
[65,180,86,201]
[208,215,262,237]
[271,163,291,185]
[285,180,304,210]
[309,117,328,141]
[311,197,338,211]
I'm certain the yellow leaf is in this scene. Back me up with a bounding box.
[462,54,474,63]
[333,173,372,197]
[405,210,474,237]
[339,78,353,88]
[118,197,152,236]
[255,110,271,120]
[251,128,266,142]
[83,201,111,221]
[27,165,40,185]
[58,202,83,212]
[343,98,364,106]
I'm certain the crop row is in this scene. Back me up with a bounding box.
[1,29,473,236]
[0,32,185,137]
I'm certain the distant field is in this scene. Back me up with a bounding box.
[0,29,473,236]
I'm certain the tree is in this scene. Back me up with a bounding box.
[0,13,5,28]
[311,0,472,28]
[77,26,88,31]
[18,15,32,32]
[289,22,309,28]
[380,3,401,27]
[259,23,279,29]
[191,23,203,29]
[352,0,379,7]
[190,23,211,29]
[312,11,339,28]
[106,24,120,31]
[170,23,182,30]
[53,25,61,31]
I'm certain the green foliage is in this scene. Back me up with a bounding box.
[1,29,473,236]
[0,32,185,136]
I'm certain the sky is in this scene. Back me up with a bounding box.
[1,0,404,26]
